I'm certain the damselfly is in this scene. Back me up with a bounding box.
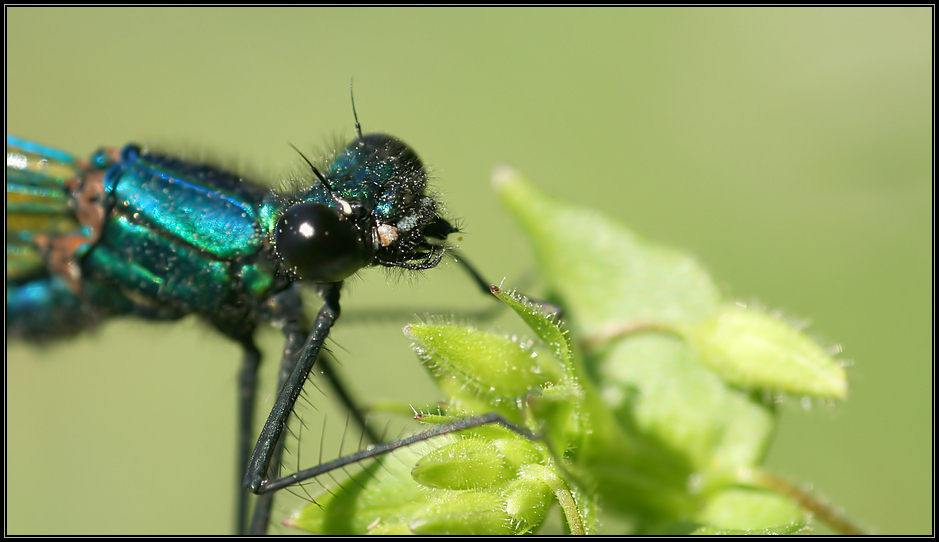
[6,108,520,534]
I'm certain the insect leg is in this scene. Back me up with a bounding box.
[244,283,342,501]
[263,283,378,444]
[244,284,313,534]
[447,249,493,296]
[449,249,562,317]
[251,412,534,494]
[235,339,262,535]
[246,284,387,533]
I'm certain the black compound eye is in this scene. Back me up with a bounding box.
[275,202,371,283]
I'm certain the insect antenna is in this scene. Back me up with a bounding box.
[350,79,363,138]
[288,143,333,191]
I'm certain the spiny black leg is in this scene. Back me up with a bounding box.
[249,327,307,535]
[245,283,342,498]
[247,285,312,535]
[249,443,284,535]
[236,340,261,535]
[256,412,533,493]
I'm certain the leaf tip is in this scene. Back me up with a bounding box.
[491,165,518,191]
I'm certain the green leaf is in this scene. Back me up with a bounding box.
[493,166,722,344]
[685,304,848,399]
[285,441,441,535]
[503,464,565,530]
[489,286,572,372]
[411,437,519,491]
[408,491,517,535]
[496,167,775,481]
[590,335,776,485]
[695,486,805,530]
[404,323,565,406]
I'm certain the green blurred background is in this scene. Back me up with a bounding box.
[6,7,931,535]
